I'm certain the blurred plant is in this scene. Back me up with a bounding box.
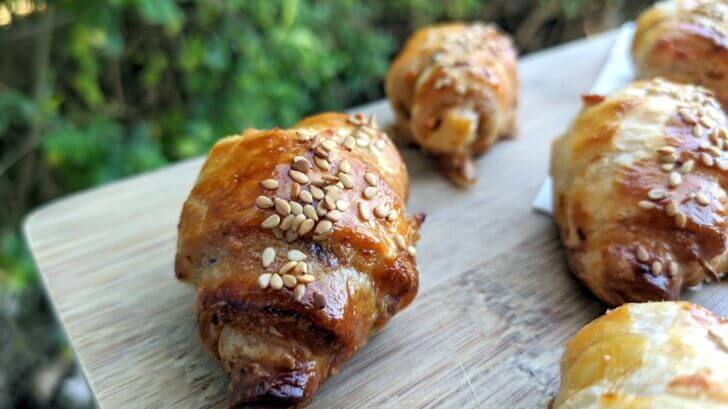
[0,0,654,407]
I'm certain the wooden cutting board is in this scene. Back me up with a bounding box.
[24,30,728,409]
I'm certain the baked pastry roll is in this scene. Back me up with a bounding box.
[175,113,422,407]
[551,79,727,306]
[552,302,728,409]
[385,22,518,187]
[632,0,728,108]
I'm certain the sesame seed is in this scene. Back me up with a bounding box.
[668,172,682,187]
[659,153,677,163]
[292,214,306,232]
[707,146,721,156]
[322,140,337,151]
[387,210,398,222]
[310,174,325,187]
[272,227,283,239]
[287,249,306,261]
[668,261,679,277]
[315,220,333,235]
[262,214,281,229]
[294,261,307,274]
[256,196,274,208]
[647,188,666,200]
[692,126,703,138]
[718,160,728,171]
[270,273,283,290]
[339,160,352,173]
[665,200,679,216]
[322,196,334,211]
[282,274,297,288]
[675,212,687,228]
[292,156,312,172]
[279,214,295,230]
[364,172,377,186]
[313,234,327,242]
[407,246,417,257]
[314,156,330,170]
[396,234,407,249]
[258,273,272,289]
[701,152,715,167]
[294,284,306,302]
[279,260,297,275]
[696,192,710,205]
[356,138,369,147]
[636,246,649,262]
[651,261,663,276]
[325,186,342,200]
[358,201,372,221]
[336,199,349,211]
[289,170,310,184]
[364,186,377,199]
[374,205,389,218]
[274,197,291,216]
[298,274,314,284]
[289,201,303,215]
[310,185,324,200]
[657,146,675,155]
[314,147,328,158]
[261,179,279,190]
[303,204,318,221]
[680,160,695,173]
[322,174,339,184]
[339,173,354,189]
[343,136,356,150]
[299,190,313,203]
[298,219,315,235]
[310,134,321,149]
[262,247,276,268]
[700,140,711,150]
[297,130,313,141]
[326,210,343,222]
[660,163,675,172]
[316,201,328,217]
[700,116,716,129]
[679,109,697,124]
[285,231,298,243]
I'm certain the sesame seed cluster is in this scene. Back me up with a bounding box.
[634,80,727,277]
[424,24,505,96]
[685,1,728,38]
[254,114,416,303]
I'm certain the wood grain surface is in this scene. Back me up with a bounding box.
[24,30,728,409]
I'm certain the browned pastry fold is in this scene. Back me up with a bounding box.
[551,79,728,306]
[633,0,728,108]
[552,302,728,408]
[175,113,422,407]
[386,22,518,187]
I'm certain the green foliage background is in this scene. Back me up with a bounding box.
[0,0,653,406]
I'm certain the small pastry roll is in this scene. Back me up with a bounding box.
[552,302,728,409]
[386,22,518,187]
[551,79,727,306]
[175,113,422,407]
[632,0,728,108]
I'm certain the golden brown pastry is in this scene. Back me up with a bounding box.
[386,22,518,186]
[551,79,728,306]
[552,302,728,409]
[175,112,422,407]
[632,0,728,108]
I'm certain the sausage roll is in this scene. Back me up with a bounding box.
[551,79,728,306]
[386,22,518,187]
[632,0,728,108]
[552,302,728,409]
[175,113,422,407]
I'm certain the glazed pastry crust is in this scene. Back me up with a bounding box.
[551,79,727,306]
[632,0,728,108]
[175,113,421,407]
[552,302,728,409]
[386,22,518,186]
